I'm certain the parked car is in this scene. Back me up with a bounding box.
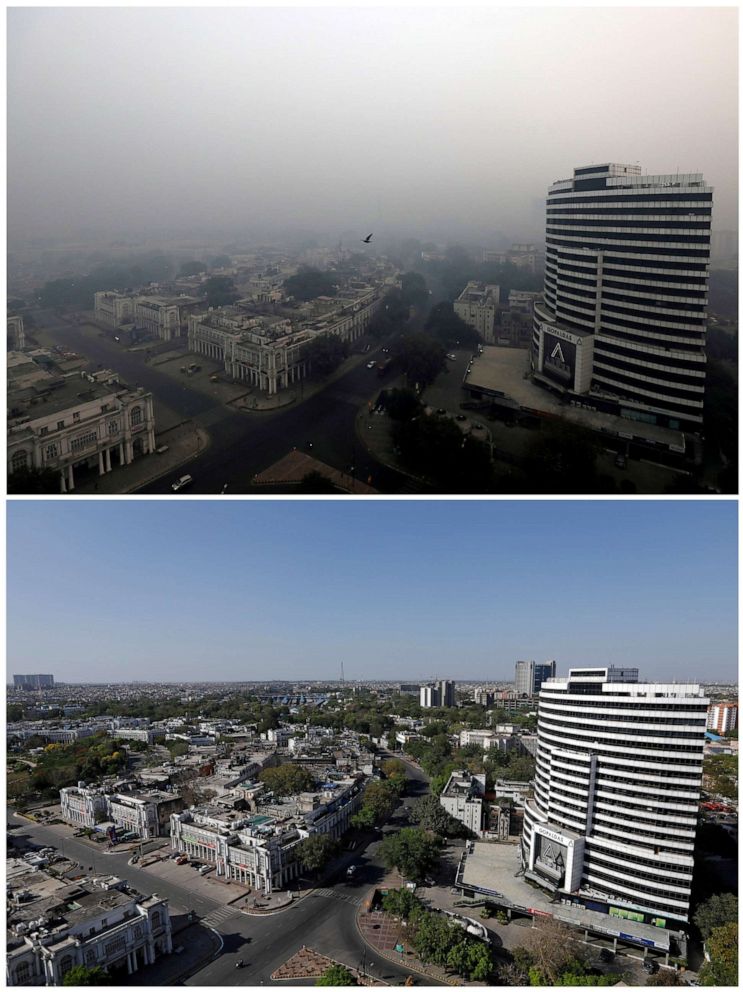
[366,360,377,369]
[643,960,659,974]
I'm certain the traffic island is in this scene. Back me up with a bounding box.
[356,887,458,987]
[271,946,387,986]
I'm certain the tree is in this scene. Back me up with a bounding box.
[284,267,337,301]
[209,254,232,268]
[378,827,442,883]
[381,758,407,789]
[410,910,462,966]
[315,964,357,986]
[522,917,587,985]
[62,965,112,986]
[646,971,686,986]
[396,333,446,389]
[506,754,536,782]
[179,260,207,276]
[259,764,315,797]
[204,275,239,308]
[425,301,480,347]
[693,893,738,940]
[379,388,421,421]
[351,779,398,827]
[8,466,61,494]
[521,422,604,494]
[409,795,469,837]
[305,332,349,377]
[699,921,738,986]
[381,887,423,920]
[297,834,339,874]
[446,939,494,981]
[296,471,340,494]
[400,271,429,308]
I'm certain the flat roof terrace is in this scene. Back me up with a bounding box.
[464,347,685,451]
[459,843,673,953]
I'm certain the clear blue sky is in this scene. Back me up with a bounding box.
[7,500,738,684]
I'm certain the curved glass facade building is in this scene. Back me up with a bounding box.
[532,164,713,430]
[521,667,708,927]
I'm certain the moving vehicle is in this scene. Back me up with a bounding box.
[172,475,193,492]
[366,360,377,369]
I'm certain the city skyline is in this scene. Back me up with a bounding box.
[7,500,737,684]
[8,7,738,245]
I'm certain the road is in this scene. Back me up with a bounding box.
[29,308,429,495]
[8,758,440,986]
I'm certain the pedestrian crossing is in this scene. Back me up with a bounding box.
[202,905,240,928]
[313,888,363,907]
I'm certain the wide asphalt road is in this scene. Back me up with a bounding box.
[31,308,425,495]
[8,757,440,987]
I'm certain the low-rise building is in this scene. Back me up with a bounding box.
[93,291,135,328]
[439,770,486,836]
[60,784,109,829]
[106,791,184,840]
[6,864,172,986]
[8,363,156,493]
[453,282,500,342]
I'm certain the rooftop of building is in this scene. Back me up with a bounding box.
[463,346,686,451]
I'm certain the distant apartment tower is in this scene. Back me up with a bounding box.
[453,282,500,342]
[13,674,54,690]
[420,680,456,708]
[532,164,713,430]
[514,660,556,697]
[7,315,25,351]
[707,701,738,734]
[522,666,708,927]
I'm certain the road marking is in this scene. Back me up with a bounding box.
[202,906,241,928]
[313,888,363,907]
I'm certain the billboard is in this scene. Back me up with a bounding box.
[543,332,577,388]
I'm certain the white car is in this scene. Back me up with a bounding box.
[171,475,193,492]
[366,360,376,369]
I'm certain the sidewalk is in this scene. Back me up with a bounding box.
[73,422,209,494]
[122,921,220,986]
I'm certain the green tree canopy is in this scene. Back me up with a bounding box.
[399,271,429,308]
[693,893,738,940]
[259,764,315,797]
[204,275,240,308]
[700,921,738,986]
[409,794,471,837]
[284,267,337,301]
[305,332,349,377]
[425,300,480,347]
[315,964,357,986]
[396,333,446,389]
[378,387,421,422]
[378,827,442,883]
[381,886,423,920]
[351,779,399,828]
[62,965,112,986]
[297,834,339,874]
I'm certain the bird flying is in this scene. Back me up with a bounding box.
[362,233,373,243]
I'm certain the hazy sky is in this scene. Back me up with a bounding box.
[7,6,738,246]
[7,500,738,684]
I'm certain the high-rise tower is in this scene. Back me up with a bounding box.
[521,666,708,926]
[532,164,713,430]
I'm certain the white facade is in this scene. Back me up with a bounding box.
[60,784,109,828]
[439,771,486,836]
[94,292,134,328]
[454,282,499,342]
[7,873,171,986]
[8,377,156,493]
[533,164,712,429]
[522,666,708,925]
[133,298,181,341]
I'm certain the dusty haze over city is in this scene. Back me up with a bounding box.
[7,5,738,247]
